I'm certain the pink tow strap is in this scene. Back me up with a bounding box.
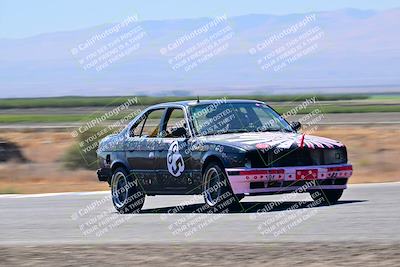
[300,133,305,148]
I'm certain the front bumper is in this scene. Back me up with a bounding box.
[225,164,352,195]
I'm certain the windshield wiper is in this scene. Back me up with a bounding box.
[220,129,252,134]
[200,128,292,136]
[259,128,282,132]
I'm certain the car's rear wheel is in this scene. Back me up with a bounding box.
[310,189,343,205]
[111,167,145,213]
[202,162,241,209]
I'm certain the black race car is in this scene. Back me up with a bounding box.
[97,99,352,213]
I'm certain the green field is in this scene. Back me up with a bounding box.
[0,94,399,123]
[0,94,370,109]
[0,104,399,123]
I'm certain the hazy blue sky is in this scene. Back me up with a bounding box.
[1,0,399,38]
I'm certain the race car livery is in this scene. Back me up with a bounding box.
[97,100,352,213]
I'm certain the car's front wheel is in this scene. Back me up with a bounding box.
[202,162,241,209]
[111,167,145,213]
[310,189,343,205]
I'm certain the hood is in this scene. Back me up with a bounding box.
[198,132,344,151]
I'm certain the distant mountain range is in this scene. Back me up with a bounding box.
[0,8,399,98]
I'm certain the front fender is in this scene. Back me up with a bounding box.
[200,145,247,168]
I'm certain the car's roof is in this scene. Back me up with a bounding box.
[149,99,263,108]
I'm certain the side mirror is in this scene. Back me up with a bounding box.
[290,121,301,132]
[170,127,189,138]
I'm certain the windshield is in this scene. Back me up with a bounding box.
[189,102,293,136]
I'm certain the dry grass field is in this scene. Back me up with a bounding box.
[0,125,399,193]
[0,131,107,193]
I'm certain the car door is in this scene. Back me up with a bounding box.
[155,107,194,193]
[125,108,165,192]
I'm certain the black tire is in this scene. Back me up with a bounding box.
[202,162,240,210]
[310,189,343,205]
[110,167,145,213]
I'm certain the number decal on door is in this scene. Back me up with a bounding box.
[167,141,185,177]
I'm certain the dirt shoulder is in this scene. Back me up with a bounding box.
[0,125,399,194]
[1,242,399,267]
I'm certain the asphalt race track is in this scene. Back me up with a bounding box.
[1,182,400,266]
[1,182,399,244]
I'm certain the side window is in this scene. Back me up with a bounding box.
[130,116,146,137]
[163,108,187,138]
[141,109,165,138]
[129,109,165,137]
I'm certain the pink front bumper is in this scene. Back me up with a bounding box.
[225,164,353,195]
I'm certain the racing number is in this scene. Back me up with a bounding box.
[167,141,185,177]
[171,156,184,175]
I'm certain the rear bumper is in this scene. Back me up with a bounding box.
[97,168,112,182]
[225,164,352,195]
